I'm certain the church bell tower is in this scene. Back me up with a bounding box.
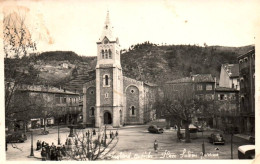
[95,11,123,128]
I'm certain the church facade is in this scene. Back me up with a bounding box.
[82,12,158,128]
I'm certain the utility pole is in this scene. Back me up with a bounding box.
[58,117,60,145]
[29,130,34,157]
[202,127,205,156]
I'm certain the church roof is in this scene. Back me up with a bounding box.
[144,82,158,87]
[98,11,117,42]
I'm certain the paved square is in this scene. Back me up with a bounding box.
[6,125,250,160]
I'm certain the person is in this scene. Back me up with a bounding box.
[41,147,47,161]
[45,143,50,160]
[68,138,72,145]
[57,146,62,161]
[174,125,177,131]
[87,130,90,137]
[93,129,96,135]
[109,131,112,139]
[111,131,114,139]
[42,141,45,148]
[36,140,39,150]
[61,145,66,157]
[115,131,118,137]
[154,140,158,153]
[36,140,41,150]
[75,139,78,147]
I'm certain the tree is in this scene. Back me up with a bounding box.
[64,126,118,161]
[4,9,39,132]
[156,83,201,143]
[3,9,36,58]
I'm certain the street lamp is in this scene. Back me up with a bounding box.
[29,130,34,157]
[230,125,233,159]
[202,125,205,156]
[58,117,60,145]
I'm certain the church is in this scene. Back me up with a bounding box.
[82,12,158,128]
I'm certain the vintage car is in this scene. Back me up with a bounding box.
[208,133,225,145]
[238,145,255,159]
[6,131,27,143]
[148,125,164,134]
[195,125,203,132]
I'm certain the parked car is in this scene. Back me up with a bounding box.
[148,125,164,134]
[6,132,27,143]
[238,145,255,159]
[195,125,203,132]
[208,133,225,145]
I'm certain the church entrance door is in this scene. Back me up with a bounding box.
[104,112,112,124]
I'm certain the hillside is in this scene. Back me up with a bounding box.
[121,43,254,85]
[4,44,254,92]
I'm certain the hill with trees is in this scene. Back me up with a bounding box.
[4,43,254,91]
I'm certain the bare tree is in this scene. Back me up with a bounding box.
[3,9,36,58]
[4,9,39,130]
[156,83,201,143]
[64,126,118,161]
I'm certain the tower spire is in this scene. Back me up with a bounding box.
[105,10,110,28]
[98,11,117,42]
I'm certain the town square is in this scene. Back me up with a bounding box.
[2,0,257,162]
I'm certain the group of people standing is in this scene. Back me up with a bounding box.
[37,140,66,161]
[37,128,119,161]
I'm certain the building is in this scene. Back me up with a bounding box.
[214,87,239,131]
[164,74,216,127]
[82,12,157,128]
[238,49,255,134]
[219,64,240,90]
[7,84,81,131]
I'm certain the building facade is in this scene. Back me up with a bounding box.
[219,64,240,90]
[82,12,157,128]
[238,49,255,134]
[163,74,216,127]
[214,87,239,131]
[8,84,81,131]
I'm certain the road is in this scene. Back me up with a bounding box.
[6,125,251,160]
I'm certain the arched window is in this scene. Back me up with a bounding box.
[101,50,104,59]
[90,107,95,116]
[105,75,109,86]
[103,74,110,87]
[105,50,108,59]
[109,49,112,58]
[131,106,135,115]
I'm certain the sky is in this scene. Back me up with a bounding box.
[0,0,259,57]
